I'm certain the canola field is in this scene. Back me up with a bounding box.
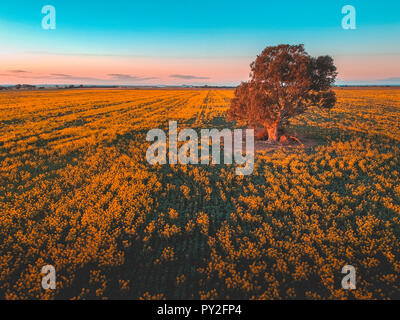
[0,87,400,299]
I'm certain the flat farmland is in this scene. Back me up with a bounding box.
[1,88,400,299]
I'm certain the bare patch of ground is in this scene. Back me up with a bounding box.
[254,134,318,153]
[241,131,318,153]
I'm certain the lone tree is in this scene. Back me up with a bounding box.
[228,44,337,142]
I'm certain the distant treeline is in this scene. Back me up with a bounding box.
[0,84,237,91]
[0,84,86,91]
[1,84,398,91]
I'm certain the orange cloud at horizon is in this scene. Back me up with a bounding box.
[0,52,252,85]
[334,54,400,81]
[1,52,400,85]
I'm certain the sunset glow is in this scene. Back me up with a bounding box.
[1,0,399,85]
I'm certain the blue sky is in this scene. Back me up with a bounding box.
[0,0,400,85]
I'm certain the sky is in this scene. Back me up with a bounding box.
[0,0,400,86]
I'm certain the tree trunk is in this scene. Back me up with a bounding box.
[265,122,279,142]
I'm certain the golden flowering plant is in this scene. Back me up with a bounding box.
[0,88,400,299]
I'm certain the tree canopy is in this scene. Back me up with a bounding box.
[228,44,337,142]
